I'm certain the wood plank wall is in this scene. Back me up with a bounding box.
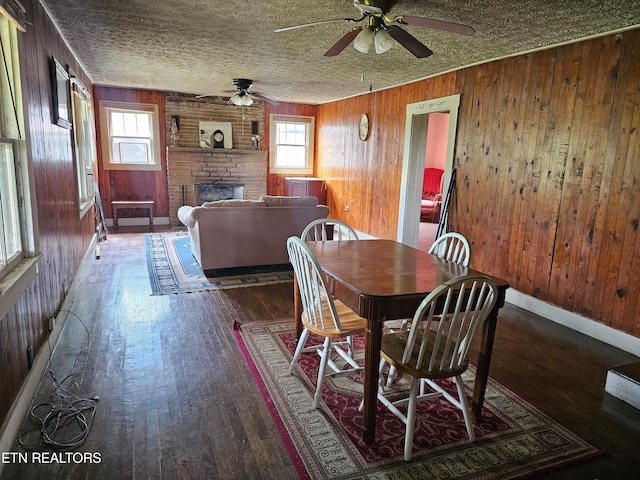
[316,29,640,337]
[0,0,95,422]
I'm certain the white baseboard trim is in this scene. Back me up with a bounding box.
[106,216,169,227]
[506,289,640,357]
[0,235,98,474]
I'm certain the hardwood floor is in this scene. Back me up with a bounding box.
[1,229,639,479]
[418,220,439,252]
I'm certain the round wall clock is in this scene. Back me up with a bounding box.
[358,113,369,141]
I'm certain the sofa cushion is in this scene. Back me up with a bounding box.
[202,199,266,208]
[259,195,318,207]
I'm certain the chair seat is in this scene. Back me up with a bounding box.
[381,330,469,380]
[302,299,366,338]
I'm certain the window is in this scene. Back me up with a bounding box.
[71,76,96,217]
[0,139,20,271]
[269,114,314,174]
[0,10,39,316]
[0,15,28,278]
[99,101,161,171]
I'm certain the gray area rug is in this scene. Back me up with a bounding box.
[145,232,293,295]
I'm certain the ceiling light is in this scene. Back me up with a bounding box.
[230,92,254,106]
[374,29,393,54]
[353,27,374,54]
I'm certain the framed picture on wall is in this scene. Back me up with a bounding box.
[199,121,232,149]
[50,57,72,129]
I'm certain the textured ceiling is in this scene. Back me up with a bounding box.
[40,0,640,105]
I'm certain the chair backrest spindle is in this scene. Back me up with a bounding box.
[429,232,471,267]
[301,218,359,242]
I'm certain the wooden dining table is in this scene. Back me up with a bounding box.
[294,239,510,445]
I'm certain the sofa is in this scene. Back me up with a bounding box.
[177,195,329,274]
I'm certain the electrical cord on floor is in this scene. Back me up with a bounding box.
[18,310,99,450]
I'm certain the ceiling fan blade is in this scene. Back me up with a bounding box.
[324,28,363,57]
[386,26,433,58]
[251,92,280,106]
[195,93,215,98]
[275,18,360,33]
[395,16,476,36]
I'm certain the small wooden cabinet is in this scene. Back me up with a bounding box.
[284,177,327,205]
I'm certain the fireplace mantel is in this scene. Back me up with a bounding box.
[167,147,264,154]
[167,146,267,226]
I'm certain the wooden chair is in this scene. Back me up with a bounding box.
[372,275,498,461]
[287,236,366,408]
[301,218,359,298]
[428,232,471,267]
[387,232,472,387]
[301,218,359,242]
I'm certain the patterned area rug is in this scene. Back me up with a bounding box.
[234,319,603,480]
[144,232,293,295]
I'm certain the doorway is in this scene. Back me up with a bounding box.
[397,94,461,248]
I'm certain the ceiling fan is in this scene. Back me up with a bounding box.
[275,0,475,58]
[196,78,279,106]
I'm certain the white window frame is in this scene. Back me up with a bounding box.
[99,100,161,171]
[0,139,21,272]
[269,114,314,175]
[70,76,96,217]
[0,12,40,319]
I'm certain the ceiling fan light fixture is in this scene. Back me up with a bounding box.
[230,92,254,106]
[353,27,374,53]
[374,28,394,54]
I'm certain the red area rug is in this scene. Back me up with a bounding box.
[234,318,603,479]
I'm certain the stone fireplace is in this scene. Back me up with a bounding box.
[167,147,267,226]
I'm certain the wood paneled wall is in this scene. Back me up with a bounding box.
[93,87,168,220]
[0,0,95,422]
[316,29,640,337]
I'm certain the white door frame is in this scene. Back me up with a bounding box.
[397,94,461,246]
